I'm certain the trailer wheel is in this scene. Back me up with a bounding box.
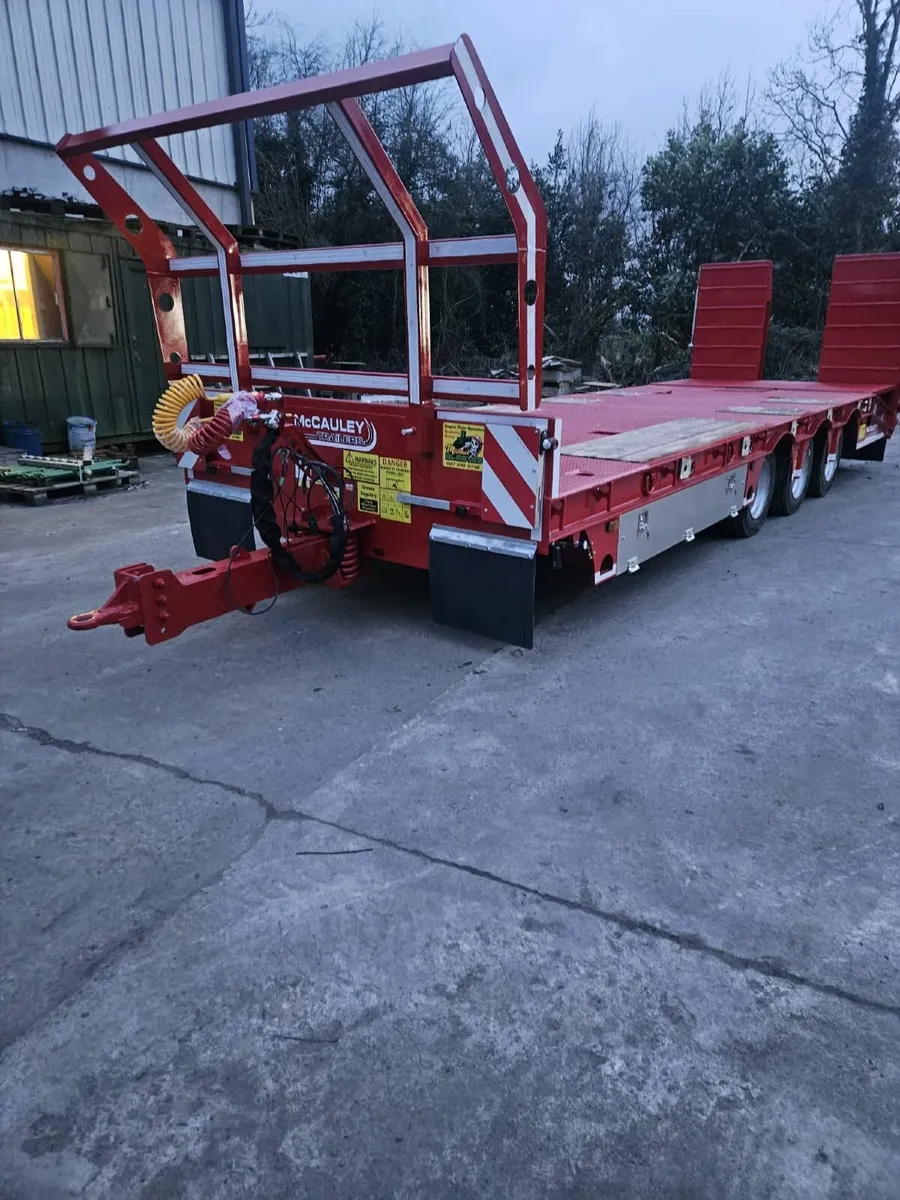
[730,452,775,538]
[771,440,813,516]
[809,429,842,498]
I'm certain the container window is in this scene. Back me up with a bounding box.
[0,248,66,342]
[65,252,116,347]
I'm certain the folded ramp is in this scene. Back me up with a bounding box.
[690,260,773,382]
[818,252,900,389]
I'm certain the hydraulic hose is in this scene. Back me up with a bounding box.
[152,378,260,456]
[151,375,206,452]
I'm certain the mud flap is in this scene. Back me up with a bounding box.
[187,480,255,561]
[846,436,887,462]
[429,526,536,648]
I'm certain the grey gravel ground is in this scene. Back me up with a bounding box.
[1,446,898,1199]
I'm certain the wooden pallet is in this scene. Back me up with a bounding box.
[0,468,139,506]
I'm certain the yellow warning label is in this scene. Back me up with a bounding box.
[213,397,243,441]
[442,422,484,471]
[379,489,411,523]
[344,450,379,484]
[858,423,868,442]
[379,456,411,492]
[357,482,380,515]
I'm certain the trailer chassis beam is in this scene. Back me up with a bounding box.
[67,541,351,645]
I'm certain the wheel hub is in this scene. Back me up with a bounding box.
[823,432,843,482]
[791,442,814,500]
[750,456,773,520]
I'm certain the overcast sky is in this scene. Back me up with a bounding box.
[262,0,836,161]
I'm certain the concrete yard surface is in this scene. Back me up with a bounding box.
[1,449,899,1199]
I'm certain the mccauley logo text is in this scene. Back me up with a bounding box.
[293,414,377,451]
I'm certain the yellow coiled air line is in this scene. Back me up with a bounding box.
[151,375,208,452]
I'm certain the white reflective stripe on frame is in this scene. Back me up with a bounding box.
[481,460,531,529]
[452,38,538,410]
[327,102,422,406]
[433,378,519,400]
[169,237,516,274]
[435,408,548,429]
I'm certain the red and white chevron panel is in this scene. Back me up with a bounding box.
[481,423,541,529]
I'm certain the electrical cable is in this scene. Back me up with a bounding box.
[249,426,349,592]
[224,501,281,618]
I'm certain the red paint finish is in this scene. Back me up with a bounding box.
[690,260,773,381]
[53,37,899,645]
[57,35,543,411]
[67,533,360,646]
[56,45,459,154]
[818,252,900,387]
[137,139,251,390]
[540,375,898,543]
[64,153,189,373]
[481,425,541,527]
[451,34,547,409]
[70,367,897,642]
[334,98,432,406]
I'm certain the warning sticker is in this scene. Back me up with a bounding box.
[213,397,243,441]
[357,482,380,515]
[379,489,411,523]
[344,450,379,484]
[346,451,412,521]
[442,422,484,471]
[379,456,411,492]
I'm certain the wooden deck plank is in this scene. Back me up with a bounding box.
[564,417,754,462]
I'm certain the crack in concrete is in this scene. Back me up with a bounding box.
[0,711,274,818]
[3,710,898,1034]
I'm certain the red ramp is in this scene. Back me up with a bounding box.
[690,260,773,382]
[818,252,900,388]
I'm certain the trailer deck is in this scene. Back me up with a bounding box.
[549,380,885,498]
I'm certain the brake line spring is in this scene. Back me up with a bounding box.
[341,532,360,584]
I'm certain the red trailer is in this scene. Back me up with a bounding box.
[57,37,898,648]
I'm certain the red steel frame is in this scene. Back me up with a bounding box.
[56,38,899,646]
[57,36,546,409]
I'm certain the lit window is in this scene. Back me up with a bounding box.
[0,248,66,342]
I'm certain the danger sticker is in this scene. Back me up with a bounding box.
[357,482,380,514]
[379,490,411,523]
[346,452,412,521]
[379,456,411,492]
[344,450,379,484]
[442,422,484,471]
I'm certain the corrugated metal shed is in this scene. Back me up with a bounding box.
[0,209,314,449]
[0,0,240,222]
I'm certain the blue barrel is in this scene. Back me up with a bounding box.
[2,421,42,456]
[67,415,97,453]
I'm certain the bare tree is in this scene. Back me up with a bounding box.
[768,0,900,180]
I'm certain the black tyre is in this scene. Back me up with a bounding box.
[771,439,813,516]
[729,452,776,538]
[809,428,842,498]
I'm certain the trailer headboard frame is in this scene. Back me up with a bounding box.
[56,35,548,412]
